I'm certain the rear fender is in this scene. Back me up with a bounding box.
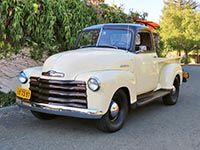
[159,64,182,89]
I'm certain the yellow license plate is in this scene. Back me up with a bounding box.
[16,87,31,100]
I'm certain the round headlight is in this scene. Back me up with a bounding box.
[88,78,100,91]
[18,71,28,84]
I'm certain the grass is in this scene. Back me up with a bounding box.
[0,91,16,107]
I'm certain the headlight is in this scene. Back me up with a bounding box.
[88,78,100,91]
[18,71,28,84]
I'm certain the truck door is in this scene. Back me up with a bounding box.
[134,31,159,95]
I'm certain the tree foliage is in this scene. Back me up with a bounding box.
[0,0,100,59]
[159,0,200,63]
[0,0,147,59]
[98,3,131,23]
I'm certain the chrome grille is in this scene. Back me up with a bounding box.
[29,77,87,108]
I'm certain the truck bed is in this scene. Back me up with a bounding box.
[157,57,181,64]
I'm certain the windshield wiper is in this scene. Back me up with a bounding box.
[97,45,118,49]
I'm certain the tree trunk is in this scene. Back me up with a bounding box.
[184,49,189,64]
[179,51,181,56]
[197,49,199,63]
[177,50,181,56]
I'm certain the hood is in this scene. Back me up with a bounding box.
[42,48,133,80]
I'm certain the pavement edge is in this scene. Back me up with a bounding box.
[0,105,19,113]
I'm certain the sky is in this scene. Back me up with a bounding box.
[104,0,165,23]
[105,0,200,23]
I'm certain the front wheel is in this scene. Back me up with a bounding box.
[96,90,128,133]
[163,77,180,105]
[31,110,56,120]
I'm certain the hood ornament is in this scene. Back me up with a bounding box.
[42,70,65,77]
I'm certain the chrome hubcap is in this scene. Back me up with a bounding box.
[110,101,119,118]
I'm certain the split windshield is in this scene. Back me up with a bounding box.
[76,28,132,50]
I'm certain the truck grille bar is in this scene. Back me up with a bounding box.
[29,77,87,108]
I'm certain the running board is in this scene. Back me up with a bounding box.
[136,90,171,107]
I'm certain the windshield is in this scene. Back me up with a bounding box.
[76,28,132,50]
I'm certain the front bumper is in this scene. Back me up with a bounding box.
[16,98,103,119]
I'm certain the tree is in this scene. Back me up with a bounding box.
[86,0,105,5]
[0,0,147,59]
[159,0,200,64]
[129,9,148,20]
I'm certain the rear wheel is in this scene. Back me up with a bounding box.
[163,77,180,105]
[96,90,128,132]
[31,110,56,120]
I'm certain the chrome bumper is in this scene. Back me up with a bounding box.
[16,98,103,119]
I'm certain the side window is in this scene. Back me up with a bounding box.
[135,32,153,52]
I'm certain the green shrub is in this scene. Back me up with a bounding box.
[181,55,193,64]
[0,0,147,59]
[0,91,16,107]
[0,0,101,59]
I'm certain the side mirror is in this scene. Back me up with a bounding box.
[136,45,147,54]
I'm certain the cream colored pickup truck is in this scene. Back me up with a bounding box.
[16,23,189,132]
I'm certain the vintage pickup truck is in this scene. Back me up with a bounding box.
[16,23,189,132]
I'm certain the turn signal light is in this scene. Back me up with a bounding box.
[183,72,189,79]
[183,72,189,82]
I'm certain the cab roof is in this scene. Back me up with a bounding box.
[83,23,148,31]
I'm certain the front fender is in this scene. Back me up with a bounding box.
[75,70,136,114]
[159,64,182,89]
